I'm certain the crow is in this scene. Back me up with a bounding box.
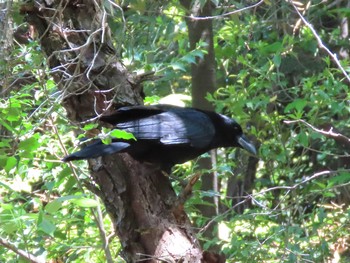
[62,105,256,170]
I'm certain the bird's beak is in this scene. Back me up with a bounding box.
[238,135,257,155]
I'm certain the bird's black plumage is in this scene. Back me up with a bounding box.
[62,105,256,170]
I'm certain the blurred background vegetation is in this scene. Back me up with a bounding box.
[1,0,350,262]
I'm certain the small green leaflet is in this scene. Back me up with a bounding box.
[109,129,136,141]
[70,198,99,208]
[45,199,62,214]
[284,99,307,113]
[45,195,99,213]
[328,172,350,186]
[82,123,98,131]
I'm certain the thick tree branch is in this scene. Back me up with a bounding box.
[23,1,203,261]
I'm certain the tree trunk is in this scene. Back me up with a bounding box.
[22,1,204,262]
[179,0,221,251]
[0,0,13,96]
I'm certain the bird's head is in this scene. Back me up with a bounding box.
[219,114,257,155]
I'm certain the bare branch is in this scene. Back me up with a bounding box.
[199,169,348,233]
[284,119,350,147]
[92,195,114,263]
[0,238,44,263]
[176,172,201,206]
[50,116,113,262]
[182,0,264,20]
[289,0,350,83]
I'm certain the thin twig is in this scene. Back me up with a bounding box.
[177,172,201,204]
[198,197,251,234]
[289,0,350,83]
[165,0,264,20]
[199,169,346,234]
[93,195,114,263]
[0,238,44,263]
[186,0,264,20]
[50,116,114,262]
[284,119,350,146]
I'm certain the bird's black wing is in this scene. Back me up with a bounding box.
[99,105,166,125]
[62,141,130,161]
[116,107,216,148]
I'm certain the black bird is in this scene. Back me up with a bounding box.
[62,105,256,170]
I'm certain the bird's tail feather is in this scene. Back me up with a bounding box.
[62,141,130,162]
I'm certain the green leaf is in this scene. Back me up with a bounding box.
[45,200,62,214]
[331,8,350,15]
[297,131,308,147]
[110,129,136,140]
[56,195,84,202]
[6,108,21,121]
[314,181,326,189]
[102,137,112,144]
[18,133,40,152]
[328,172,350,186]
[273,54,281,67]
[38,217,56,236]
[70,198,99,208]
[284,99,307,113]
[181,50,206,65]
[323,191,336,197]
[0,118,16,133]
[144,95,161,105]
[5,156,17,173]
[181,54,196,64]
[171,61,186,71]
[316,89,329,100]
[2,222,18,234]
[260,42,283,54]
[191,49,206,59]
[63,176,77,192]
[0,181,15,192]
[82,123,98,131]
[45,79,56,90]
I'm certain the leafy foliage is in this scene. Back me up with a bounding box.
[0,41,122,261]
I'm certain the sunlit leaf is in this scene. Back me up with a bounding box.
[82,123,98,131]
[18,133,40,152]
[45,200,62,214]
[38,217,56,236]
[110,129,136,140]
[4,156,17,173]
[328,172,350,186]
[70,198,99,208]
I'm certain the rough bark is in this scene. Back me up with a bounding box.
[0,0,13,96]
[0,0,13,142]
[22,1,204,262]
[0,1,13,55]
[180,0,217,109]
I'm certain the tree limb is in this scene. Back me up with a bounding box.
[0,238,44,263]
[284,119,350,147]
